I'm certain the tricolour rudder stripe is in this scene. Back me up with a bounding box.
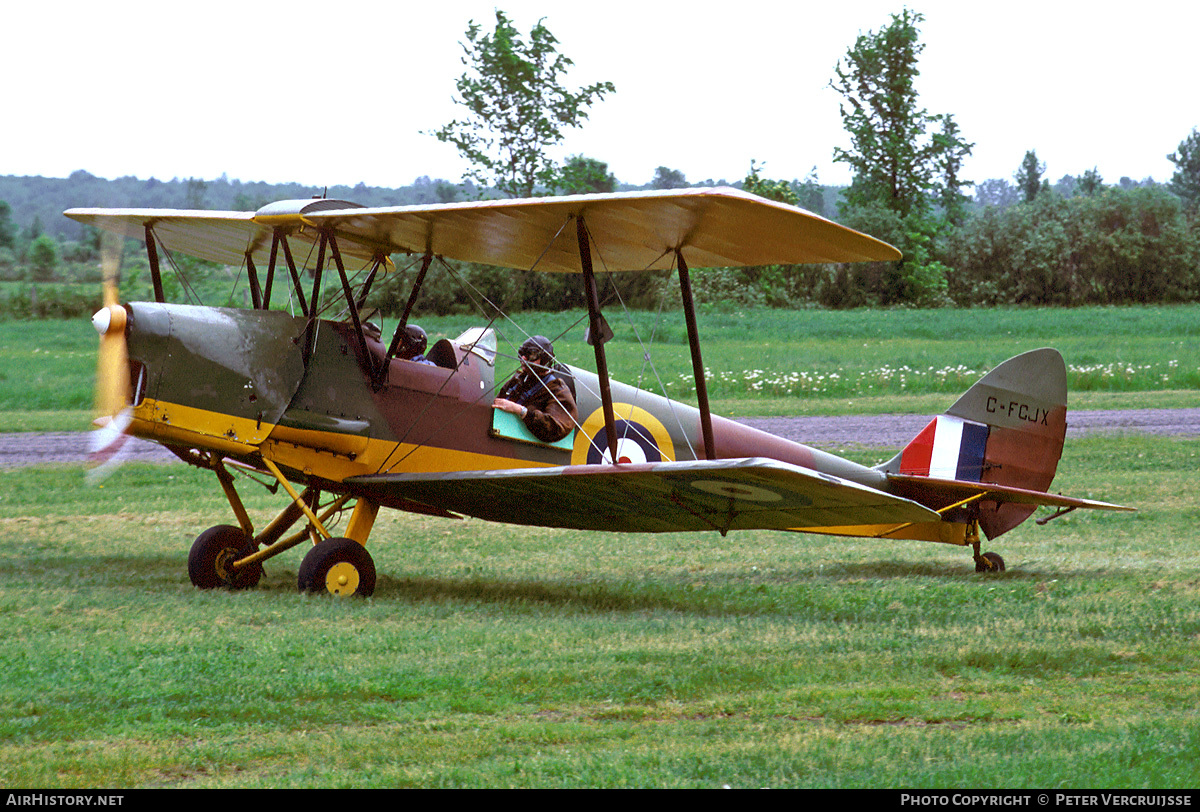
[897,415,988,481]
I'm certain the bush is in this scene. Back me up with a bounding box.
[0,284,99,320]
[940,186,1200,306]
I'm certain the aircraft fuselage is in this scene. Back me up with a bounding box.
[119,302,884,499]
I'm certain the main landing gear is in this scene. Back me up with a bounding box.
[966,520,1006,573]
[185,456,379,597]
[188,524,263,590]
[297,537,377,597]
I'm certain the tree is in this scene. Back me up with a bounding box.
[829,9,966,306]
[430,11,615,198]
[1167,127,1200,209]
[0,201,15,250]
[930,114,974,224]
[830,8,956,218]
[650,166,688,190]
[941,185,1200,306]
[975,178,1020,209]
[28,234,59,282]
[1015,150,1046,203]
[742,164,828,215]
[554,155,616,195]
[185,177,208,209]
[1077,167,1104,196]
[794,169,827,216]
[742,160,798,205]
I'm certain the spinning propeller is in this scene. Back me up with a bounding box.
[88,233,131,479]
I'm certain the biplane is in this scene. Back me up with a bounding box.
[66,187,1132,597]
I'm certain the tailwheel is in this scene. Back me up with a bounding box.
[188,525,263,589]
[298,537,376,598]
[975,551,1006,573]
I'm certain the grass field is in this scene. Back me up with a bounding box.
[0,435,1196,788]
[0,305,1196,787]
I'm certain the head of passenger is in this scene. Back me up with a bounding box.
[402,324,428,359]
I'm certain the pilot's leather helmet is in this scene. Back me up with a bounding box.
[519,335,554,365]
[404,324,427,356]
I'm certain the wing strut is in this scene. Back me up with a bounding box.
[245,251,263,309]
[676,250,716,460]
[375,251,433,389]
[328,233,377,382]
[301,234,327,364]
[355,256,385,312]
[143,223,166,303]
[577,216,620,465]
[262,230,279,309]
[279,232,309,317]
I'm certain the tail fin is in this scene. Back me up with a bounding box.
[879,348,1068,539]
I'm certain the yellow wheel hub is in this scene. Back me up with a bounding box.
[324,562,360,596]
[213,548,238,582]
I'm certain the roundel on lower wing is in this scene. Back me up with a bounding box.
[571,404,675,466]
[691,480,788,503]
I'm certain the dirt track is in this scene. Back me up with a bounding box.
[2,409,1196,468]
[738,407,1200,447]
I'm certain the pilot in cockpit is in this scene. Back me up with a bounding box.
[492,335,577,443]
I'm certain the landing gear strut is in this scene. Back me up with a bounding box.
[975,551,1006,573]
[967,520,1006,573]
[185,454,380,596]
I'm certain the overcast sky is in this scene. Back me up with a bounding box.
[5,0,1197,193]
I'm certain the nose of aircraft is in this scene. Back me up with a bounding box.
[92,302,131,422]
[92,302,126,336]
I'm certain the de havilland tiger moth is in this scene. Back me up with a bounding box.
[65,187,1133,597]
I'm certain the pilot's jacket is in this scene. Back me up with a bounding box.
[498,369,578,443]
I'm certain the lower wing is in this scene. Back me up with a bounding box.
[346,457,941,535]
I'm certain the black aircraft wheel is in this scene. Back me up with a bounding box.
[975,551,1006,573]
[188,525,263,590]
[297,537,376,598]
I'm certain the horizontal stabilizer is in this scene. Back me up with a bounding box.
[886,473,1135,513]
[347,457,940,535]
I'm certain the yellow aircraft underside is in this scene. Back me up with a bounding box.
[127,398,555,483]
[793,522,969,546]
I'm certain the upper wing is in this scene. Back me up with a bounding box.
[63,199,381,268]
[304,186,901,271]
[345,457,940,534]
[66,187,900,272]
